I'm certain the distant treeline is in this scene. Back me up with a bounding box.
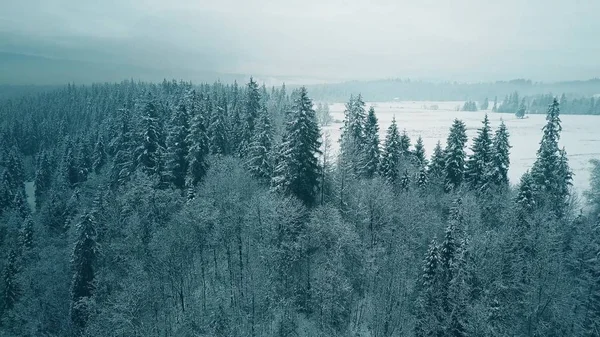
[305,78,600,102]
[497,91,600,115]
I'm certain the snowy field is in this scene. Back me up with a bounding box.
[321,101,600,196]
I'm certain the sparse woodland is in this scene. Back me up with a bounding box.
[0,79,599,337]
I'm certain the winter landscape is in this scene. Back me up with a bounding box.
[2,1,600,337]
[324,101,600,193]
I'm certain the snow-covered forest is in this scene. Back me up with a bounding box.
[0,78,599,337]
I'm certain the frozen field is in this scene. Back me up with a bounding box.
[322,101,600,196]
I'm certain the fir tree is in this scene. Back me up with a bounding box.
[362,106,380,178]
[208,99,229,155]
[166,103,190,189]
[416,165,428,189]
[487,121,511,187]
[70,212,98,332]
[241,77,262,155]
[413,135,427,168]
[465,114,492,190]
[92,135,107,173]
[63,147,80,188]
[531,98,571,211]
[443,119,468,191]
[516,98,526,118]
[1,249,20,319]
[186,108,210,189]
[34,150,52,208]
[245,108,273,182]
[492,96,498,112]
[399,129,412,157]
[415,238,443,337]
[379,117,402,185]
[110,108,135,187]
[515,171,536,225]
[21,216,34,251]
[481,97,489,110]
[400,169,410,191]
[136,99,163,177]
[428,141,445,181]
[271,87,321,206]
[339,95,367,176]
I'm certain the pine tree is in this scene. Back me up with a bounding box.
[339,95,367,176]
[362,106,380,178]
[428,141,445,181]
[245,108,273,182]
[416,165,428,189]
[415,238,443,337]
[413,136,427,168]
[487,121,511,187]
[70,212,98,332]
[465,114,493,190]
[136,98,163,176]
[166,103,190,189]
[515,171,536,225]
[271,87,321,206]
[399,130,412,157]
[379,117,402,185]
[208,99,229,155]
[444,119,468,191]
[110,108,135,187]
[400,169,410,191]
[92,135,107,173]
[186,108,210,189]
[1,249,20,318]
[241,77,262,155]
[34,150,52,208]
[21,216,34,250]
[531,98,571,211]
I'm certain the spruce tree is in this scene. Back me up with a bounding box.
[1,249,20,319]
[443,119,468,191]
[70,212,98,332]
[186,108,210,189]
[136,99,163,177]
[241,77,262,155]
[531,98,571,211]
[166,103,190,189]
[416,165,428,189]
[379,117,401,185]
[481,97,489,110]
[34,150,52,208]
[488,121,511,187]
[399,129,412,157]
[339,95,367,176]
[21,216,34,251]
[362,106,380,178]
[208,99,229,155]
[400,169,410,191]
[271,87,321,206]
[465,114,492,190]
[413,135,427,168]
[415,238,443,337]
[92,135,107,173]
[428,141,445,181]
[245,108,273,182]
[110,108,135,187]
[515,171,536,225]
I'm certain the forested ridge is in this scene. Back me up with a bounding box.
[0,79,599,337]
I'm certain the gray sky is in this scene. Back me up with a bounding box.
[1,0,600,84]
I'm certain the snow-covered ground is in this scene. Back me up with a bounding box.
[321,101,600,195]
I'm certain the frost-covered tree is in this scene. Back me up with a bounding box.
[241,77,262,154]
[186,107,210,189]
[399,129,412,157]
[110,108,135,187]
[70,212,98,332]
[166,103,190,189]
[465,114,492,190]
[481,97,489,110]
[1,249,20,319]
[415,238,443,337]
[136,98,163,177]
[413,135,427,168]
[584,159,600,218]
[379,117,402,185]
[487,121,511,187]
[92,135,107,173]
[428,141,445,181]
[443,119,468,191]
[516,98,526,119]
[34,150,53,207]
[362,106,380,178]
[208,98,229,155]
[272,87,321,205]
[515,171,536,225]
[245,108,273,182]
[339,95,367,177]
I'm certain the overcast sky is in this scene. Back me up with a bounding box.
[1,0,600,84]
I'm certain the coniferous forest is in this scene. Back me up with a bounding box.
[0,79,600,337]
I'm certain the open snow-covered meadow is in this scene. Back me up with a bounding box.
[321,101,600,195]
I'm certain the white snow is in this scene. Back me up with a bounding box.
[322,101,600,195]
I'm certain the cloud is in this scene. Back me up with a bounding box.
[1,0,599,84]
